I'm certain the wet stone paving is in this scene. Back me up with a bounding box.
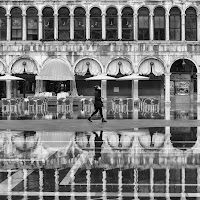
[0,127,199,199]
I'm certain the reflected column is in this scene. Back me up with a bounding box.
[181,167,186,200]
[165,168,170,200]
[70,169,75,200]
[165,73,171,120]
[8,169,12,200]
[86,169,91,200]
[54,169,59,200]
[150,167,154,200]
[23,169,28,200]
[39,168,44,200]
[102,170,107,200]
[118,170,122,200]
[134,168,139,200]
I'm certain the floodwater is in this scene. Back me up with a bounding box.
[0,127,199,199]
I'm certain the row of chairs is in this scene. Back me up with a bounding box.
[1,98,48,114]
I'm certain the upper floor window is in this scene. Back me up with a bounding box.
[122,7,133,40]
[58,7,70,40]
[74,7,86,40]
[106,7,118,40]
[0,7,6,40]
[11,7,22,40]
[185,7,197,41]
[26,7,38,40]
[42,7,54,40]
[154,7,165,40]
[138,7,149,40]
[90,7,102,40]
[169,7,181,41]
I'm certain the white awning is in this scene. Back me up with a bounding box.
[139,59,165,76]
[36,59,74,81]
[107,59,133,76]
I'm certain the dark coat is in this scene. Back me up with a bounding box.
[94,89,103,108]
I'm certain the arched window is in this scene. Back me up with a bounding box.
[90,7,102,40]
[26,7,38,40]
[138,7,149,40]
[74,7,86,40]
[0,7,6,40]
[122,7,133,40]
[42,7,54,40]
[169,7,181,41]
[11,7,22,40]
[106,7,118,40]
[58,7,70,41]
[154,7,165,40]
[185,7,197,41]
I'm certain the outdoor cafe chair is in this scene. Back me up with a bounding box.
[35,99,46,113]
[62,99,73,113]
[151,98,159,113]
[28,99,36,114]
[82,98,94,114]
[112,98,122,113]
[10,99,18,113]
[57,98,65,113]
[121,99,128,113]
[2,99,10,113]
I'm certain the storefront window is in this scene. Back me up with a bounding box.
[185,7,197,41]
[58,7,70,41]
[27,7,38,40]
[106,7,118,40]
[175,81,190,95]
[122,7,133,40]
[0,7,6,40]
[138,7,149,40]
[42,7,54,40]
[74,7,86,40]
[154,7,165,40]
[11,7,22,40]
[169,7,181,41]
[90,7,102,40]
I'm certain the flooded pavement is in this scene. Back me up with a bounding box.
[0,127,199,199]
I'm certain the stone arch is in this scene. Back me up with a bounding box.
[9,56,39,74]
[74,57,103,76]
[138,57,165,76]
[106,57,133,76]
[0,59,6,75]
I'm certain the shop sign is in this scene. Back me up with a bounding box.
[171,74,191,80]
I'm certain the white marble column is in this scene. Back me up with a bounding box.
[132,80,138,119]
[102,13,106,40]
[6,80,12,99]
[197,73,200,120]
[181,13,186,41]
[165,73,171,120]
[133,14,138,40]
[150,12,154,41]
[181,167,186,199]
[86,13,90,40]
[6,14,11,41]
[22,14,26,41]
[38,13,43,40]
[133,168,139,200]
[101,80,107,120]
[150,168,154,199]
[70,13,74,40]
[86,169,91,200]
[165,168,170,200]
[165,13,169,41]
[54,13,58,40]
[118,170,122,200]
[118,13,122,40]
[102,170,107,199]
[197,13,200,41]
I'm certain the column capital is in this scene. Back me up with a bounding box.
[22,14,26,17]
[6,14,11,18]
[54,13,58,17]
[165,73,171,76]
[37,13,42,17]
[70,13,74,17]
[181,13,186,17]
[118,13,122,17]
[86,13,90,17]
[196,73,200,76]
[101,13,106,17]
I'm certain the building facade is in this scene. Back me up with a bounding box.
[0,0,200,120]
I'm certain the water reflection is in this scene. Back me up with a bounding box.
[0,127,199,199]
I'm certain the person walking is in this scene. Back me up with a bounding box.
[88,85,107,122]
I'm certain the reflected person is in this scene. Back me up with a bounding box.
[93,131,103,161]
[88,85,107,122]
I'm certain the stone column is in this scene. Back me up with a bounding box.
[197,13,200,41]
[197,73,200,120]
[6,80,12,99]
[181,13,186,41]
[102,13,106,40]
[101,80,107,120]
[132,80,138,119]
[165,73,171,120]
[22,14,26,41]
[102,170,107,199]
[39,169,44,199]
[181,167,186,199]
[6,14,11,41]
[118,13,122,40]
[165,13,169,41]
[86,13,90,40]
[70,13,74,40]
[54,13,58,40]
[38,13,43,40]
[133,14,138,40]
[165,168,170,200]
[150,12,154,41]
[118,170,122,199]
[150,168,154,199]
